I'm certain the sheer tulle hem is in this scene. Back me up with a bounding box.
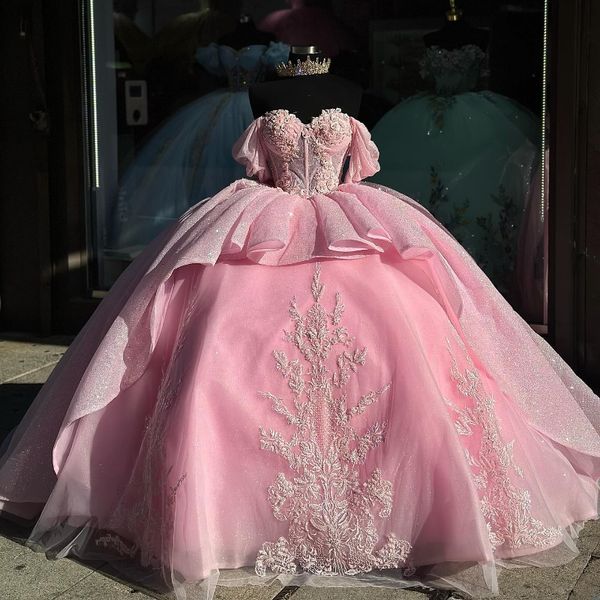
[12,516,595,600]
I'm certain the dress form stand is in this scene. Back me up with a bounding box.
[248,46,361,122]
[219,14,275,50]
[423,0,489,51]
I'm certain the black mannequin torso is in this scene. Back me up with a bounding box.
[218,19,275,50]
[424,20,489,51]
[249,74,362,122]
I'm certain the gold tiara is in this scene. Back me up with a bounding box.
[275,56,331,77]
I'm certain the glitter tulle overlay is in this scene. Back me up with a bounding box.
[0,110,599,599]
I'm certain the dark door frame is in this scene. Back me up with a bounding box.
[44,0,97,333]
[548,0,597,385]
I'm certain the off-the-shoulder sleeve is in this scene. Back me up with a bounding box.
[195,43,222,77]
[344,117,380,183]
[232,118,272,183]
[261,42,291,68]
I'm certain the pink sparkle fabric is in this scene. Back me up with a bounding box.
[0,110,599,600]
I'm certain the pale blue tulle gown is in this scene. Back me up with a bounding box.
[371,45,540,294]
[109,42,289,253]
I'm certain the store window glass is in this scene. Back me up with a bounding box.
[82,0,548,327]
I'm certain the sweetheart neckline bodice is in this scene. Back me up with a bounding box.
[233,109,380,197]
[261,107,348,127]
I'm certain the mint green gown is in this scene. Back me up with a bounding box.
[372,45,540,295]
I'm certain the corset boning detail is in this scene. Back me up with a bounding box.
[261,109,353,196]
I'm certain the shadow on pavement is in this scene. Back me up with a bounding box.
[0,382,42,444]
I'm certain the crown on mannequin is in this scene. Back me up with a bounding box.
[275,47,331,77]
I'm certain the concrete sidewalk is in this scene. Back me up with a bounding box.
[0,333,599,600]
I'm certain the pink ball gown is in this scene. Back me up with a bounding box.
[0,108,599,599]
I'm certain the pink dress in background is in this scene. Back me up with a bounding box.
[0,108,599,599]
[258,1,354,58]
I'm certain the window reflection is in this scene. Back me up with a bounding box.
[86,0,548,326]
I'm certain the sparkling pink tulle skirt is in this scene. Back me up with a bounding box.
[0,180,598,599]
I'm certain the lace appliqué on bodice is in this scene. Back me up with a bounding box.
[255,264,412,577]
[262,109,351,196]
[420,44,486,95]
[233,109,380,197]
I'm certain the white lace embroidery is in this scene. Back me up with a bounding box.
[445,338,562,550]
[255,264,411,577]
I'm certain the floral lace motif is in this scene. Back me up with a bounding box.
[445,338,562,550]
[261,108,353,196]
[419,45,486,95]
[255,264,411,577]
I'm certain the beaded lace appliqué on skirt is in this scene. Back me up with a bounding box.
[444,337,563,550]
[255,264,412,577]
